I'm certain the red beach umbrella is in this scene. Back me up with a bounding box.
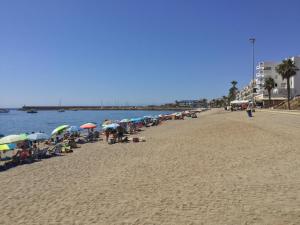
[80,123,97,129]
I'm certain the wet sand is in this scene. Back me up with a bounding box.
[1,109,300,225]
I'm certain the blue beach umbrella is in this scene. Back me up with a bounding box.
[66,126,82,133]
[130,117,143,123]
[28,133,50,141]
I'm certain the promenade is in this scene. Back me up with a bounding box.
[0,109,299,225]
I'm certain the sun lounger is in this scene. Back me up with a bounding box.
[48,144,62,156]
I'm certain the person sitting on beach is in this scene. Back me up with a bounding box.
[110,129,117,143]
[13,142,32,163]
[68,135,78,148]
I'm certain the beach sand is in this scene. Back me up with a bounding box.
[1,109,300,225]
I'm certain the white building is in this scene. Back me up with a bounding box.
[290,56,300,97]
[254,56,300,106]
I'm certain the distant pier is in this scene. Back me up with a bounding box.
[21,105,193,111]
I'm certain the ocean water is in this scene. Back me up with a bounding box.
[0,110,176,136]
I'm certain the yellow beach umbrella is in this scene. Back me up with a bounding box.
[0,143,16,151]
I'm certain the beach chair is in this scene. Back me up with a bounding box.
[36,147,49,159]
[48,144,62,156]
[85,133,94,142]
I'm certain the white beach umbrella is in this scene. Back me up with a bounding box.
[0,134,28,144]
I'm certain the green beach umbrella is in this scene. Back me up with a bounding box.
[51,125,69,136]
[0,134,28,145]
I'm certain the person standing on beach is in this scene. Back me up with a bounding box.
[104,129,110,142]
[246,103,253,117]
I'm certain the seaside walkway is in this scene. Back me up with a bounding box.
[0,109,300,225]
[258,108,300,116]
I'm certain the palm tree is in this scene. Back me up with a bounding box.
[228,81,238,102]
[264,77,275,108]
[276,59,299,110]
[231,80,238,87]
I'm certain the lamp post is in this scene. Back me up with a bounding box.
[249,38,256,105]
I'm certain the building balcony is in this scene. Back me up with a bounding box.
[261,88,289,98]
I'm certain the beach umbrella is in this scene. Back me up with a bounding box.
[51,125,69,136]
[0,143,16,151]
[130,117,143,123]
[0,134,28,144]
[66,126,82,133]
[28,133,50,141]
[102,123,120,130]
[102,120,112,126]
[80,123,97,129]
[120,119,130,123]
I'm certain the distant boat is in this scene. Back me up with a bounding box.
[27,109,38,113]
[0,109,9,113]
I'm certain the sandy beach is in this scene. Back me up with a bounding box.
[1,109,300,225]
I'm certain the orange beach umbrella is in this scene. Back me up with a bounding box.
[80,123,97,129]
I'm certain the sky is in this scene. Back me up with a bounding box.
[1,0,300,107]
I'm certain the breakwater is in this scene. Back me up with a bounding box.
[21,106,193,111]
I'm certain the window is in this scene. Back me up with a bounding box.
[275,83,277,87]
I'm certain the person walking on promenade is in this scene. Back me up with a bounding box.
[246,103,253,117]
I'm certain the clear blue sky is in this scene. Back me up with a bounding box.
[1,0,300,107]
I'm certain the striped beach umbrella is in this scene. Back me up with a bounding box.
[0,143,16,151]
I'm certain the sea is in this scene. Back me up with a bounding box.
[0,110,176,136]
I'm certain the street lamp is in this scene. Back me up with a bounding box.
[249,38,256,105]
